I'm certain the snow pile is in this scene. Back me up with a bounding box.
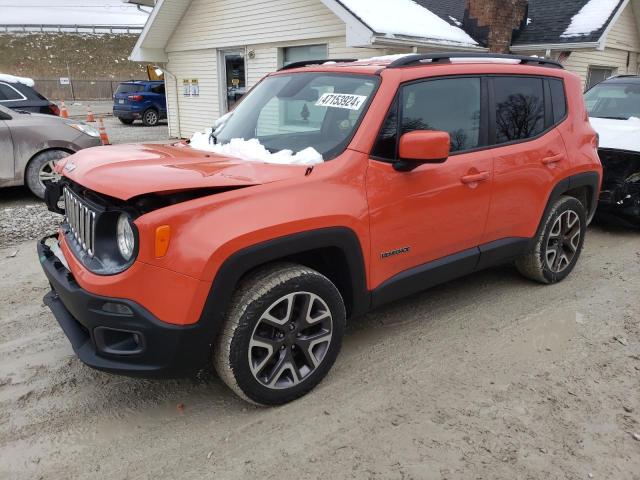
[189,130,324,166]
[0,73,34,87]
[339,0,477,46]
[589,116,640,153]
[1,0,149,27]
[561,0,620,38]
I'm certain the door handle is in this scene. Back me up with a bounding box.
[461,171,490,185]
[542,153,564,165]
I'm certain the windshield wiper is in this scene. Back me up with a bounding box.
[209,129,218,145]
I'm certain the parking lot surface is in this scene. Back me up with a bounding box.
[0,221,638,479]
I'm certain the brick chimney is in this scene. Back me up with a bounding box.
[465,0,528,53]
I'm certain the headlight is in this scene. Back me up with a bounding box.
[116,214,135,261]
[64,120,100,138]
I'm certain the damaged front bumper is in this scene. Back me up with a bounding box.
[38,234,212,378]
[597,148,640,227]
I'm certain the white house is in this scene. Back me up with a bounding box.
[130,0,640,139]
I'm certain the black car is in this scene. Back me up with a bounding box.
[586,75,640,227]
[0,79,60,116]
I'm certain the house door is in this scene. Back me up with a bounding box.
[220,50,247,113]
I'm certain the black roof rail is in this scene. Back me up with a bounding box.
[278,59,359,71]
[387,53,564,70]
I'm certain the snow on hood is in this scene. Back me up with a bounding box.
[189,130,324,166]
[561,0,620,38]
[337,0,477,46]
[590,116,640,153]
[0,73,34,88]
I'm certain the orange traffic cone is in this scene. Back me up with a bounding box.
[86,105,95,122]
[59,100,69,119]
[97,117,111,145]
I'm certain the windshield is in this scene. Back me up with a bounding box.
[215,73,379,160]
[585,82,640,120]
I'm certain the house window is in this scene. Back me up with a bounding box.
[586,67,616,90]
[282,44,328,67]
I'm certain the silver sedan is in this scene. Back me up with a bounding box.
[0,104,102,198]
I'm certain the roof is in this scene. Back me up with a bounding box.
[512,0,627,47]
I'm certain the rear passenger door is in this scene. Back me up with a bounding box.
[481,76,569,243]
[366,76,494,289]
[150,84,167,115]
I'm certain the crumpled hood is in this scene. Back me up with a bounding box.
[56,143,309,200]
[590,117,640,154]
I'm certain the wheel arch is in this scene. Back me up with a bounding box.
[23,147,75,183]
[537,171,601,236]
[198,227,370,339]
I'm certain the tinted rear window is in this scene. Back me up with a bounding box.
[494,77,545,144]
[116,84,144,94]
[0,83,25,101]
[549,79,567,123]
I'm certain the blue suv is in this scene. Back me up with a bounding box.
[113,81,166,126]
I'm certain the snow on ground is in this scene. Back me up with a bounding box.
[561,0,620,38]
[339,0,477,46]
[0,73,34,87]
[589,116,640,153]
[1,0,149,26]
[189,131,324,166]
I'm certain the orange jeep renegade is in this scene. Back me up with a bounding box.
[39,54,602,405]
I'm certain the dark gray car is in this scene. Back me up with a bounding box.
[0,104,102,198]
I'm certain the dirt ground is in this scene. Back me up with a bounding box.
[0,224,639,480]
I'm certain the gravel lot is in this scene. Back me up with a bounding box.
[0,115,170,249]
[0,225,638,479]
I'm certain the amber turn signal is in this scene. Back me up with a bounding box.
[155,225,171,258]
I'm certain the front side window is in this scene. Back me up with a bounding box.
[402,78,481,153]
[216,73,378,159]
[584,82,640,120]
[494,77,545,144]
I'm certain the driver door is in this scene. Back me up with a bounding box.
[366,76,493,291]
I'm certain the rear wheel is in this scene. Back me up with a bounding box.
[25,149,70,199]
[516,195,587,284]
[118,117,134,125]
[142,109,159,126]
[214,263,346,405]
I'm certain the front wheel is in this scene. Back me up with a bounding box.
[25,149,70,199]
[214,263,346,405]
[516,195,587,284]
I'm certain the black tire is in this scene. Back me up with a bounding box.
[516,195,587,284]
[25,149,70,199]
[142,108,159,126]
[214,263,346,406]
[118,117,134,125]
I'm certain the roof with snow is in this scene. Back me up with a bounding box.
[413,0,628,47]
[512,0,626,46]
[334,0,478,47]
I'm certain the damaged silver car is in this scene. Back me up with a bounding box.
[586,76,640,227]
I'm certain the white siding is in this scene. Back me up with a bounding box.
[167,0,346,52]
[605,2,640,52]
[166,49,219,137]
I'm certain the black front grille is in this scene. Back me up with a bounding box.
[63,187,97,257]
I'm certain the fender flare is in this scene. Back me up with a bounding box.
[197,227,370,338]
[537,171,601,235]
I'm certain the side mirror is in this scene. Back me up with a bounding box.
[394,130,450,172]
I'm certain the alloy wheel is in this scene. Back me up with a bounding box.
[545,209,581,273]
[38,160,61,188]
[145,110,158,125]
[248,292,333,390]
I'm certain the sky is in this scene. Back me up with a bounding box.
[0,0,150,26]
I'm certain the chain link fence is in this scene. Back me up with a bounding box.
[33,79,135,101]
